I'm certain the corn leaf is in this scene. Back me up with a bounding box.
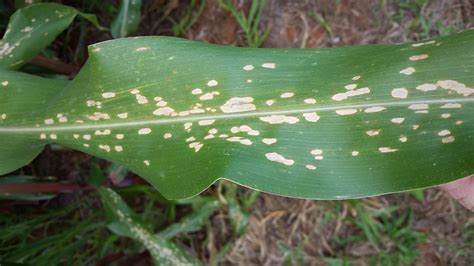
[110,0,142,38]
[0,30,473,200]
[98,187,199,265]
[0,3,100,70]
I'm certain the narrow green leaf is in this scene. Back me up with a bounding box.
[0,3,101,70]
[158,200,219,239]
[110,0,142,38]
[98,187,200,265]
[0,30,473,201]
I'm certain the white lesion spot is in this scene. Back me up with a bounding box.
[50,134,57,140]
[440,103,462,109]
[379,147,398,153]
[280,92,294,98]
[400,67,415,75]
[409,54,428,61]
[399,135,408,143]
[221,97,256,113]
[21,26,33,32]
[455,120,463,125]
[102,92,116,98]
[184,122,193,132]
[135,47,149,52]
[265,152,294,166]
[391,88,408,99]
[199,91,220,101]
[336,109,357,115]
[437,129,451,137]
[442,136,455,144]
[83,134,92,140]
[153,107,175,116]
[344,84,357,90]
[364,106,386,113]
[95,129,111,135]
[332,87,370,101]
[198,119,215,126]
[416,83,437,92]
[265,99,275,106]
[40,133,47,139]
[189,142,204,152]
[243,64,254,71]
[130,89,140,94]
[305,165,317,170]
[1,81,8,86]
[114,146,123,152]
[87,112,110,121]
[116,134,124,140]
[436,80,474,96]
[352,75,361,81]
[303,112,320,122]
[412,124,420,130]
[310,149,323,155]
[163,133,172,139]
[0,113,6,120]
[441,113,451,119]
[262,63,276,69]
[207,80,218,87]
[262,138,277,145]
[408,103,429,110]
[352,151,359,156]
[391,117,405,124]
[191,88,202,95]
[99,145,111,152]
[135,94,148,104]
[138,128,152,135]
[73,134,80,139]
[117,112,128,119]
[44,118,54,125]
[260,115,299,124]
[143,160,150,166]
[304,98,317,104]
[366,130,380,137]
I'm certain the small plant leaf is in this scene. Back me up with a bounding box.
[110,0,142,38]
[0,3,100,70]
[0,30,473,200]
[98,187,199,265]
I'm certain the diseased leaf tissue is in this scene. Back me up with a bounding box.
[0,28,473,200]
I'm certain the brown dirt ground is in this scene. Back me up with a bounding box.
[9,0,474,265]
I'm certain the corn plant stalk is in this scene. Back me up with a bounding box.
[0,14,473,200]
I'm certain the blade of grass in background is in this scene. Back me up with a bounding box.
[98,187,200,265]
[111,0,142,38]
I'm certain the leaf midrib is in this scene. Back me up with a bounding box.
[0,97,472,133]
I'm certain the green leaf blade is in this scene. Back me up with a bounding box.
[1,30,473,200]
[0,3,100,70]
[110,0,142,38]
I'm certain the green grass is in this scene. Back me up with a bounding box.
[217,0,271,47]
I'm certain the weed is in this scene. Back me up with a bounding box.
[217,0,271,47]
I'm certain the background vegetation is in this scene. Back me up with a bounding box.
[0,0,473,265]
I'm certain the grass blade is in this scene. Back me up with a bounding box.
[98,187,200,265]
